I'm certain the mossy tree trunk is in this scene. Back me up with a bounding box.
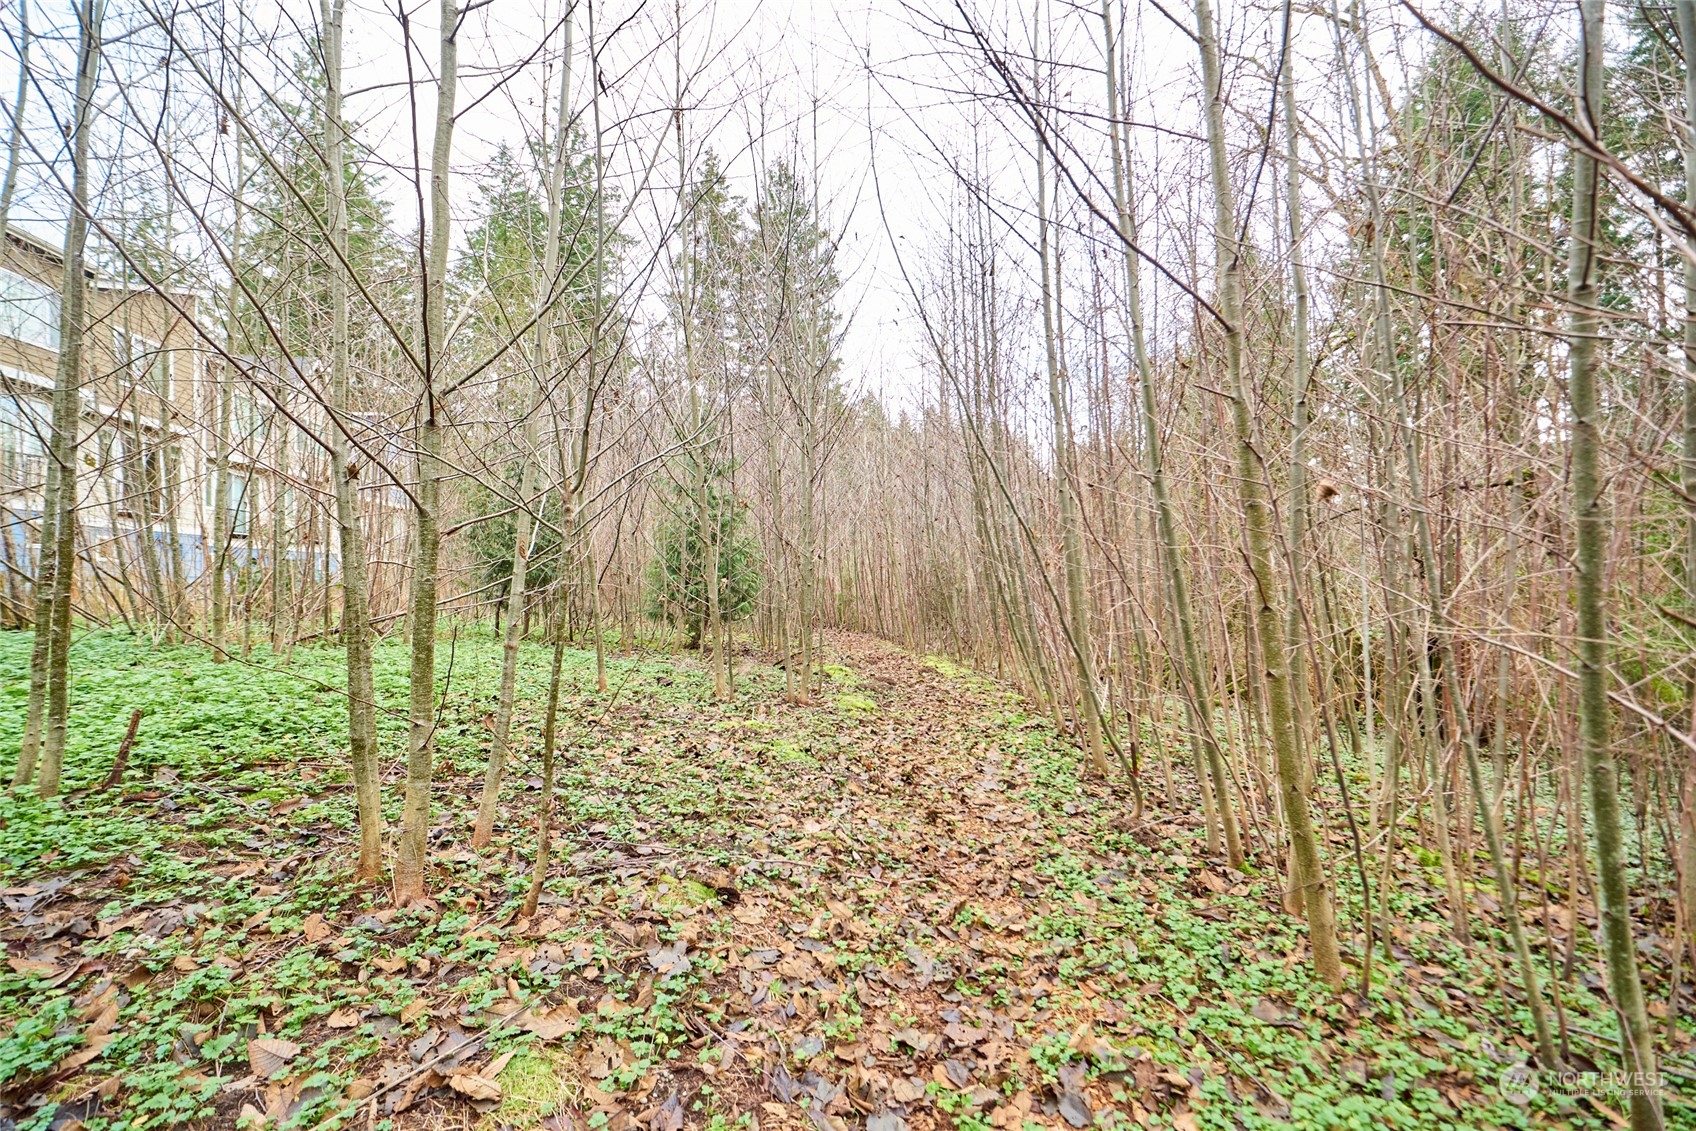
[321,0,382,880]
[1194,0,1341,986]
[21,0,98,798]
[393,0,457,906]
[1567,3,1661,1124]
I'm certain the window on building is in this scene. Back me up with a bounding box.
[120,434,165,517]
[232,392,266,442]
[114,329,172,399]
[0,270,60,351]
[0,394,47,489]
[229,473,250,537]
[96,428,122,500]
[206,471,250,537]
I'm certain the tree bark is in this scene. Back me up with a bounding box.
[1280,26,1313,753]
[393,0,457,905]
[0,0,29,233]
[473,13,574,848]
[320,0,382,880]
[1567,3,1661,1123]
[1102,0,1238,863]
[1194,0,1341,986]
[25,0,99,798]
[1673,0,1696,981]
[211,185,239,663]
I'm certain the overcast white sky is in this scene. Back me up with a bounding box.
[0,0,1457,409]
[322,0,1072,407]
[0,0,1211,403]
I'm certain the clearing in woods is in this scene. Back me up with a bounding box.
[0,630,1670,1130]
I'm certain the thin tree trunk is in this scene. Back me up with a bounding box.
[1400,352,1560,1066]
[321,0,382,880]
[393,0,458,906]
[1567,3,1660,1123]
[24,0,99,798]
[0,0,28,234]
[797,334,818,703]
[1035,115,1106,776]
[472,20,574,848]
[0,3,26,652]
[1280,18,1313,751]
[1673,0,1696,968]
[1194,0,1341,986]
[1102,0,1237,863]
[211,213,239,663]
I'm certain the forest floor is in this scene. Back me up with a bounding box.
[0,629,1689,1131]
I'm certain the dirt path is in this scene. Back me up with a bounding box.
[560,630,1158,1131]
[693,632,1135,1130]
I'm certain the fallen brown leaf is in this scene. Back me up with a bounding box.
[449,1072,502,1102]
[60,1029,115,1074]
[519,999,582,1041]
[302,913,331,943]
[247,1037,302,1078]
